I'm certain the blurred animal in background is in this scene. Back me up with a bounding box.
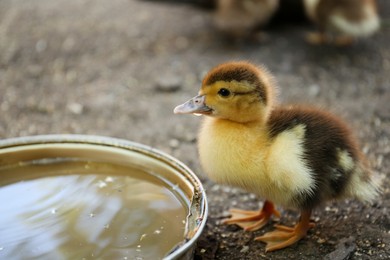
[214,0,280,38]
[303,0,380,45]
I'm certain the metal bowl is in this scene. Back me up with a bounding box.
[0,135,208,259]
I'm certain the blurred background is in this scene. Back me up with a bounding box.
[0,0,389,259]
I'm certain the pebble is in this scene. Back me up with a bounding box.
[317,238,326,244]
[211,185,221,192]
[169,139,180,149]
[324,236,356,260]
[222,186,231,193]
[155,74,182,92]
[240,246,249,253]
[308,84,320,97]
[325,206,339,213]
[67,103,84,114]
[249,193,257,200]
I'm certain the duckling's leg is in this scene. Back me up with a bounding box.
[333,35,354,46]
[222,200,280,231]
[255,209,314,252]
[305,32,327,45]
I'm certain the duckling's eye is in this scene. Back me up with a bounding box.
[218,88,231,97]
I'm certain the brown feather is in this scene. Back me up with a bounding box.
[268,105,368,209]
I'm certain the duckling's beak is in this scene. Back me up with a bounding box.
[174,95,212,115]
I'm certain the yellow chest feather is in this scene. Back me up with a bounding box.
[198,118,315,207]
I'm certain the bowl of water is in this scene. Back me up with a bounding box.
[0,135,207,259]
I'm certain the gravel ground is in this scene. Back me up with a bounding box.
[0,0,389,259]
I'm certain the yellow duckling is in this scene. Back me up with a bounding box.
[174,61,379,252]
[214,0,279,38]
[303,0,380,45]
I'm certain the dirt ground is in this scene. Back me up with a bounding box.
[0,0,389,259]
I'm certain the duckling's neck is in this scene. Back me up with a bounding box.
[210,117,268,132]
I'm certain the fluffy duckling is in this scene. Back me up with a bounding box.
[303,0,380,45]
[214,0,279,38]
[174,61,379,252]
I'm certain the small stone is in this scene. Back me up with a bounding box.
[155,74,182,92]
[240,246,249,253]
[67,103,83,114]
[211,184,220,192]
[249,193,257,200]
[324,236,356,260]
[308,84,320,97]
[222,186,231,193]
[317,238,326,244]
[169,139,180,149]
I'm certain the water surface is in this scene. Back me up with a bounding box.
[0,160,187,259]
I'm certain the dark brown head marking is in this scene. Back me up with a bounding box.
[202,61,270,104]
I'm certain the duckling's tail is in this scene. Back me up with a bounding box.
[345,164,382,204]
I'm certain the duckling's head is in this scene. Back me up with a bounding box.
[174,62,276,123]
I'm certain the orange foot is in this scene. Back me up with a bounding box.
[222,200,280,231]
[305,32,355,46]
[255,209,314,252]
[333,35,354,46]
[305,32,327,45]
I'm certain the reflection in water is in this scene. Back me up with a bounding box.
[0,161,187,259]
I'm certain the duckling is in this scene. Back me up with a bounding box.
[303,0,380,45]
[214,0,279,38]
[174,61,379,252]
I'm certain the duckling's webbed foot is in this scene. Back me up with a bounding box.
[333,35,354,46]
[222,200,280,231]
[305,32,355,46]
[255,209,314,252]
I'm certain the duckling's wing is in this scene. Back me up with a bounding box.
[267,106,379,209]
